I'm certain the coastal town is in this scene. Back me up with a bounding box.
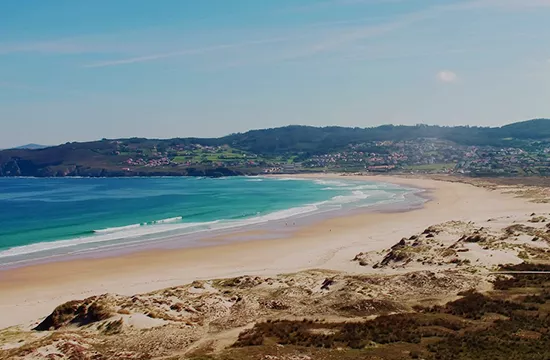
[2,120,550,178]
[114,138,550,177]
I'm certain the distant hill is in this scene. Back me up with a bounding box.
[0,119,548,177]
[11,143,49,150]
[219,118,550,154]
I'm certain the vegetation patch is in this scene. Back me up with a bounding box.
[229,262,550,360]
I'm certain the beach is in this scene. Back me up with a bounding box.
[1,174,548,331]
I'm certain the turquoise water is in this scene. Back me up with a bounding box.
[0,176,421,266]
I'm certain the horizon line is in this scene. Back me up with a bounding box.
[3,118,548,150]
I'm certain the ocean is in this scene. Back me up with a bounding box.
[0,176,424,267]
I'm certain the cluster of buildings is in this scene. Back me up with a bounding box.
[117,138,550,176]
[126,157,174,167]
[303,151,407,168]
[300,140,550,175]
[457,146,550,175]
[263,163,303,174]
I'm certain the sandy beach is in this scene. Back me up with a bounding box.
[1,174,548,331]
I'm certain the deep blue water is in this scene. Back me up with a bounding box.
[0,176,420,266]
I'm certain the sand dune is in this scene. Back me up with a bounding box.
[1,174,549,359]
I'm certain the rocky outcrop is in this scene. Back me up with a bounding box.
[34,295,115,331]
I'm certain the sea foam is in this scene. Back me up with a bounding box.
[151,216,183,224]
[0,221,209,259]
[0,177,420,263]
[93,223,142,234]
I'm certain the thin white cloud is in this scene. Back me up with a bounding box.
[82,37,288,68]
[287,0,406,12]
[437,70,458,83]
[289,0,550,13]
[0,39,128,55]
[82,2,471,68]
[478,0,550,9]
[0,81,45,92]
[6,0,547,69]
[289,0,550,59]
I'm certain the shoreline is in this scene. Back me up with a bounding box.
[1,174,547,330]
[0,175,425,270]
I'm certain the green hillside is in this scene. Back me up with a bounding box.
[1,119,549,177]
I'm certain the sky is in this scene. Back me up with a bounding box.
[1,0,549,148]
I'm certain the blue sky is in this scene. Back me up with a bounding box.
[1,0,549,147]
